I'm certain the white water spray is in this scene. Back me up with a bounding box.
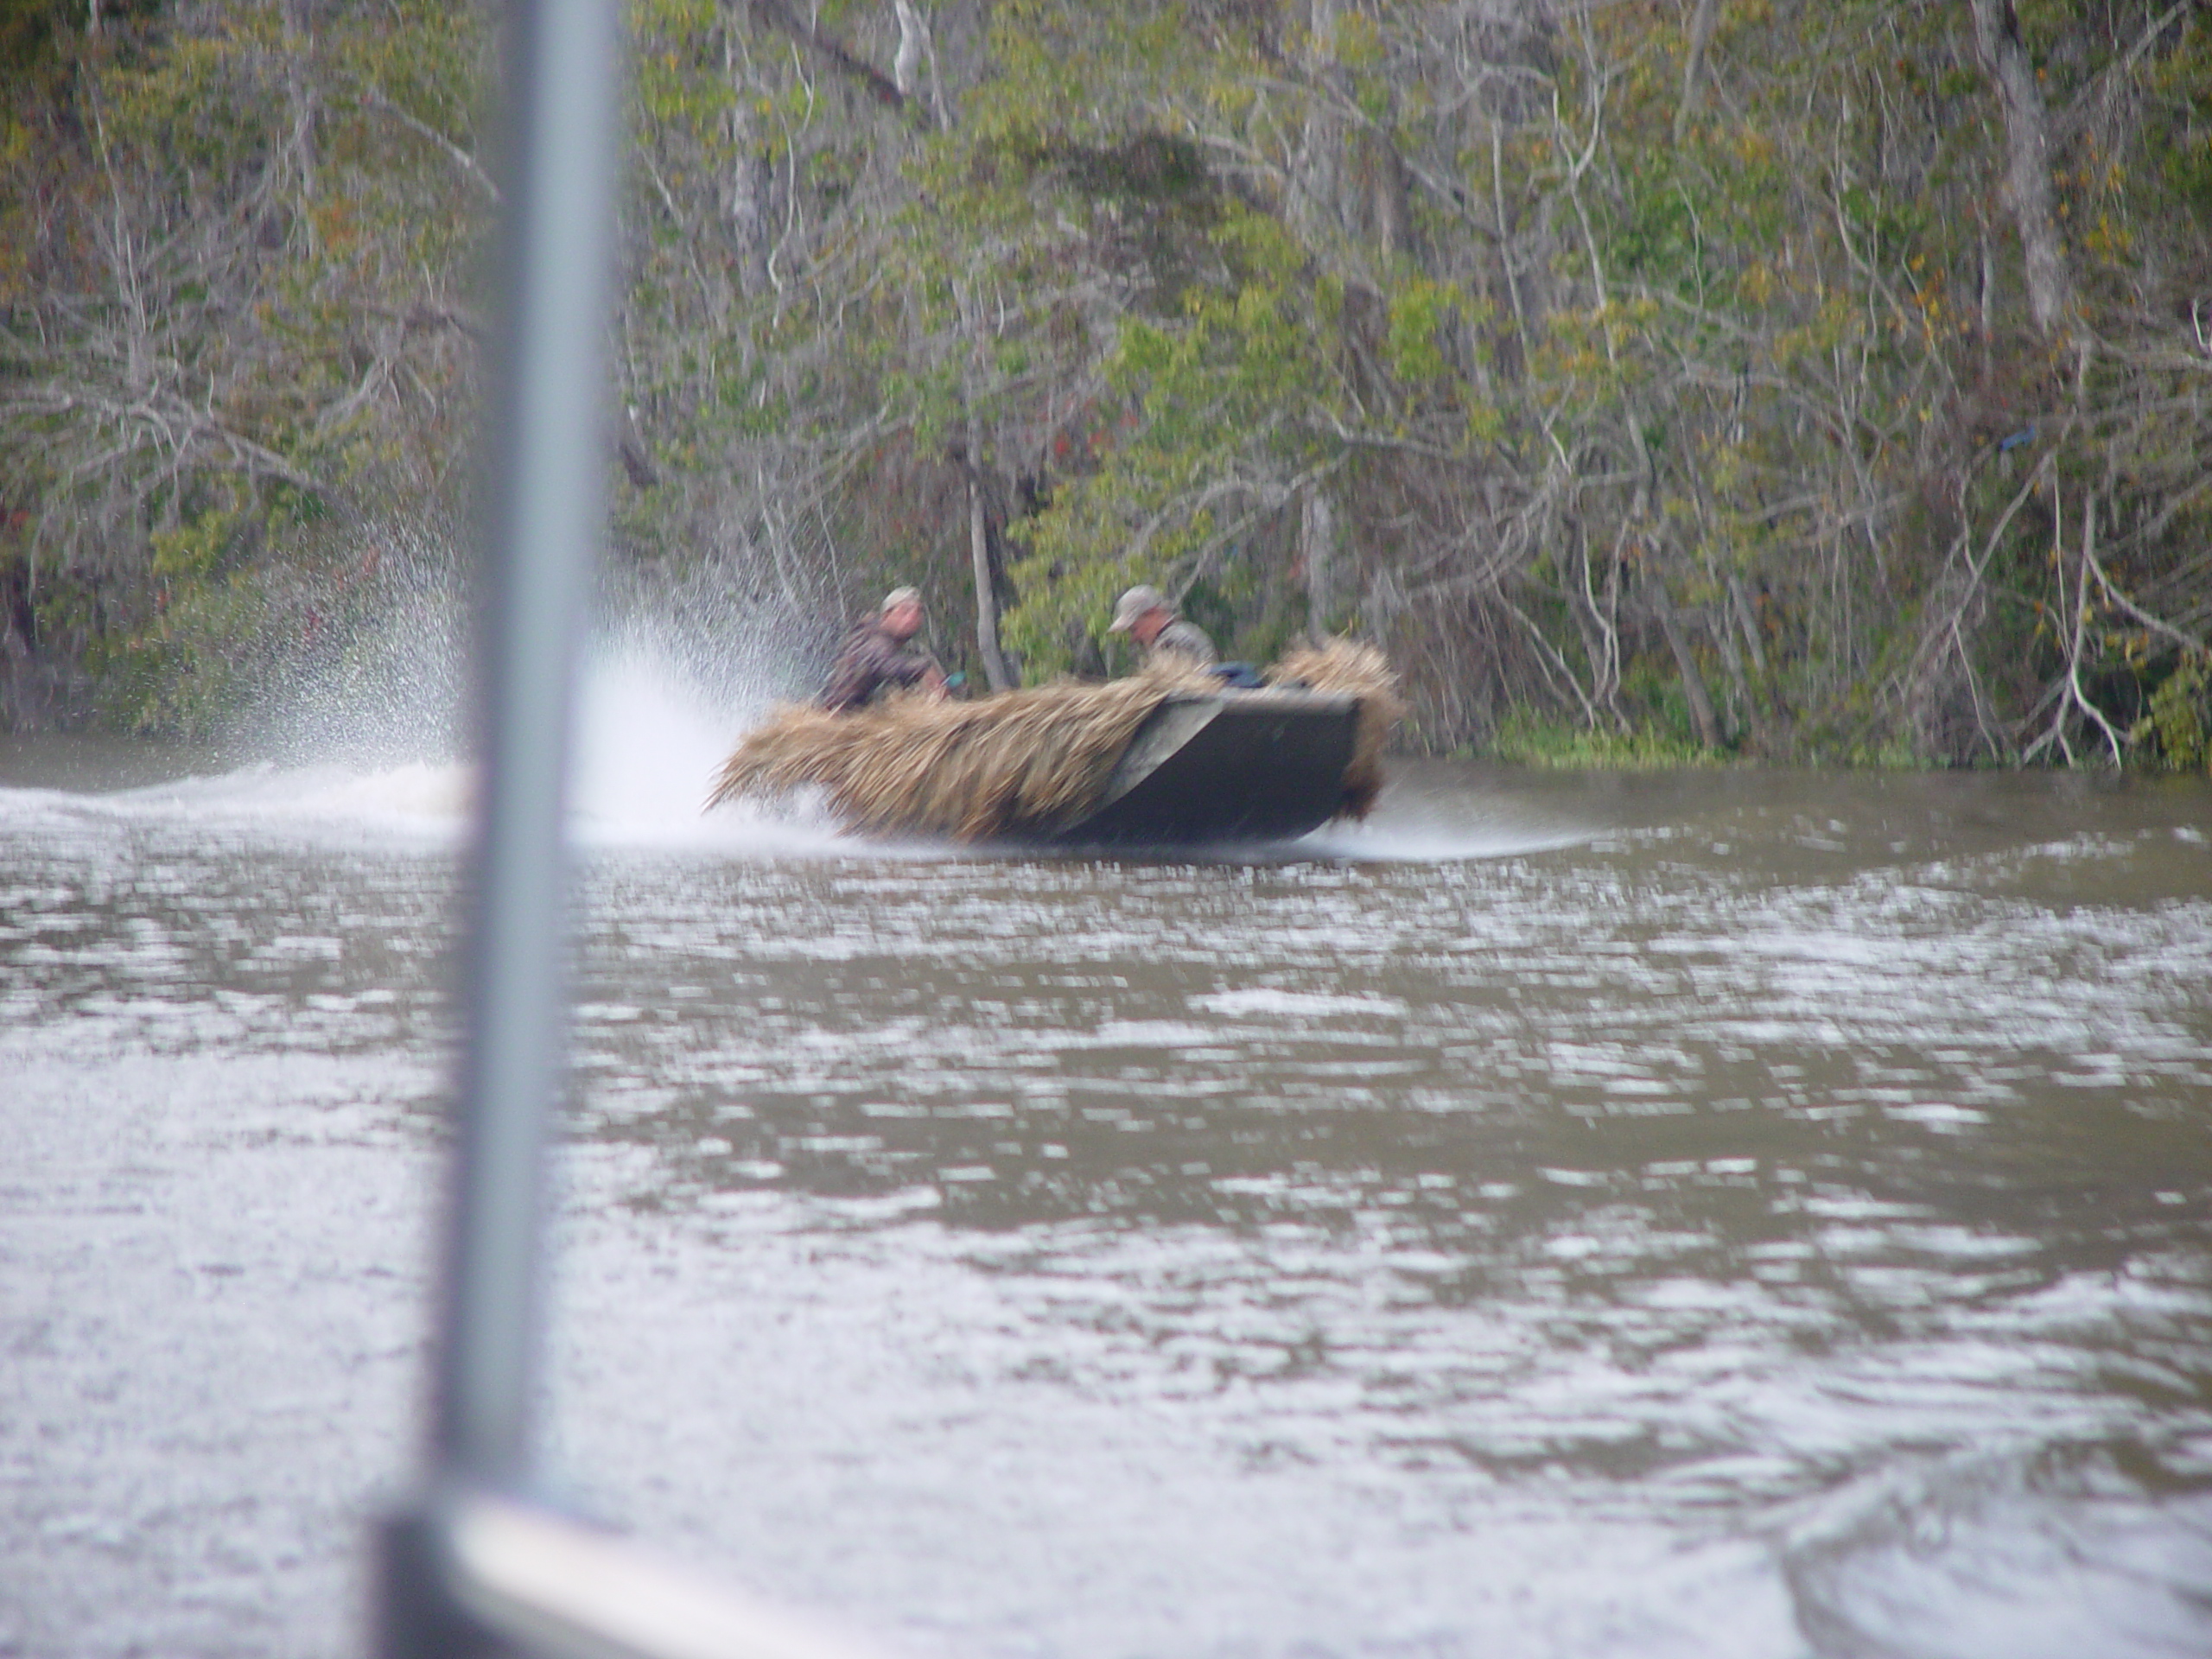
[0,604,859,852]
[567,630,846,852]
[0,595,1593,862]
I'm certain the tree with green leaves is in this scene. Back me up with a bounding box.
[3,0,2207,772]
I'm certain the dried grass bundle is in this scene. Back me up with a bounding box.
[709,641,1404,839]
[1267,637,1407,817]
[706,660,1217,840]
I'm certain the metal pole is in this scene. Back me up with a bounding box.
[435,0,619,1490]
[377,4,615,1645]
[373,6,913,1652]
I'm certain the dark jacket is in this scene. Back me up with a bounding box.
[820,619,938,712]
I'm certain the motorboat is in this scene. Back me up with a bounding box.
[1042,686,1361,845]
[704,642,1400,849]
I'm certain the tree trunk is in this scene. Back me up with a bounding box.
[1650,582,1722,749]
[1568,521,1625,721]
[953,273,1011,690]
[1624,417,1718,747]
[727,128,774,299]
[283,1,319,201]
[1301,488,1337,636]
[1969,0,2072,336]
[1287,0,1345,244]
[966,415,1011,691]
[1672,0,1720,146]
[617,403,658,492]
[1728,573,1788,725]
[1710,607,1760,748]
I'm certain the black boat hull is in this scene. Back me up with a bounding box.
[1046,690,1361,846]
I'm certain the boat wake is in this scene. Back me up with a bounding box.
[0,759,476,841]
[1297,814,1597,862]
[0,639,1598,864]
[0,639,851,857]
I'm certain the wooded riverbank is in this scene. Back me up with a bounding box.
[3,0,2209,770]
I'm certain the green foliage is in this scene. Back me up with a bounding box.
[1385,276,1459,385]
[0,0,67,76]
[8,0,2210,777]
[998,194,1348,675]
[0,0,493,728]
[2131,654,2212,774]
[99,575,272,737]
[1486,710,1726,771]
[2144,25,2212,218]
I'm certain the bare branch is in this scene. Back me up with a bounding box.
[360,87,501,205]
[740,0,906,111]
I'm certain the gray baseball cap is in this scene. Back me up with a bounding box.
[1109,584,1167,632]
[880,586,922,613]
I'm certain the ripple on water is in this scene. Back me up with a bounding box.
[5,762,2212,1657]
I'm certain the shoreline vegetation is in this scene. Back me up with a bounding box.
[3,1,2209,774]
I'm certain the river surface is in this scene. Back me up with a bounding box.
[5,681,2212,1659]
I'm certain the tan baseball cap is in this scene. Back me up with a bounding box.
[1109,584,1166,632]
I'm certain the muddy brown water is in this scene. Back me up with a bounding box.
[4,738,2210,1658]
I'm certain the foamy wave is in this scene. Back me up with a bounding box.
[1191,988,1410,1020]
[96,760,477,832]
[292,761,476,821]
[1290,815,1594,863]
[1,631,1601,867]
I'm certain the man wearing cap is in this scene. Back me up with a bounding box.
[1108,584,1217,668]
[819,586,947,712]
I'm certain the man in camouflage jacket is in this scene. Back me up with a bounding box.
[1107,584,1217,667]
[820,587,946,712]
